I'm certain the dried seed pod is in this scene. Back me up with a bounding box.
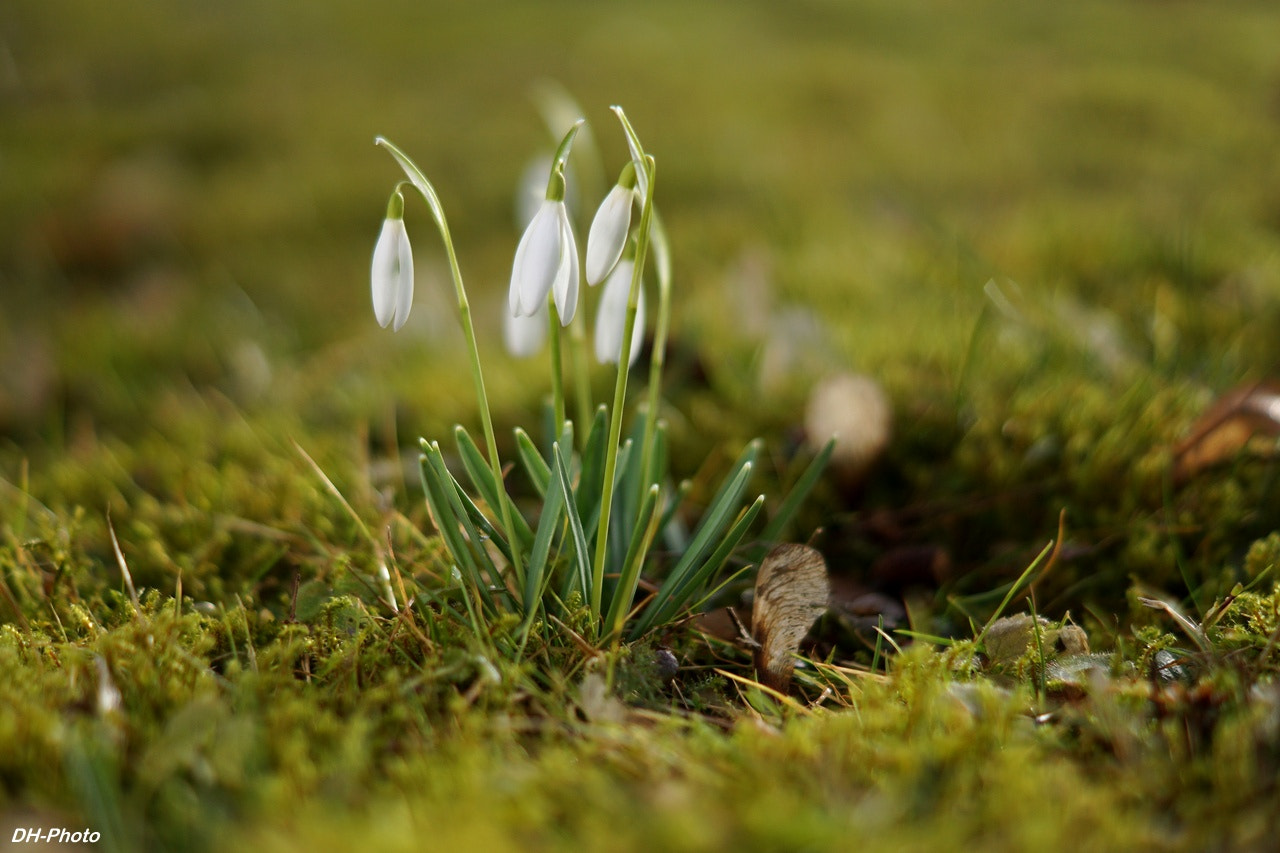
[751,544,830,691]
[1173,380,1280,483]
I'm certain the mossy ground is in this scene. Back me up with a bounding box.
[4,1,1280,850]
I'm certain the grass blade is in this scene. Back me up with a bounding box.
[968,540,1054,666]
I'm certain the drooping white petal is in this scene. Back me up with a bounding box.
[392,223,414,331]
[552,204,579,326]
[510,200,563,317]
[372,218,413,331]
[594,260,645,367]
[504,299,548,357]
[585,184,634,286]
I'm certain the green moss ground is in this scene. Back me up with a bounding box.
[3,0,1280,849]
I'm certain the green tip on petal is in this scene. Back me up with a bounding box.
[544,169,567,203]
[617,160,638,191]
[386,189,405,220]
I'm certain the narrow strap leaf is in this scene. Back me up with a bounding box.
[659,479,692,553]
[759,437,835,545]
[634,458,756,632]
[424,443,519,614]
[603,483,661,638]
[455,425,534,547]
[418,444,494,614]
[575,405,611,524]
[514,427,550,498]
[523,464,567,617]
[632,495,763,637]
[691,438,757,537]
[552,442,593,602]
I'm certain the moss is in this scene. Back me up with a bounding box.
[4,0,1280,848]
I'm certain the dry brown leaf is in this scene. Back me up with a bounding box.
[751,544,830,691]
[1173,380,1280,482]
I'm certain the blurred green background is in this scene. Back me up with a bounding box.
[3,0,1280,606]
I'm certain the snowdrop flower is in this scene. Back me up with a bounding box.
[371,191,413,331]
[504,300,548,358]
[509,171,579,326]
[585,161,638,286]
[594,258,644,367]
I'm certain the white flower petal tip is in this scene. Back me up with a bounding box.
[594,260,645,367]
[586,184,634,286]
[371,217,414,331]
[504,303,548,358]
[510,200,573,318]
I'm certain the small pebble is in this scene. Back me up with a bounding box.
[654,648,679,682]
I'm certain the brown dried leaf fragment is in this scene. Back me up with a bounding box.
[1173,380,1280,483]
[751,544,830,691]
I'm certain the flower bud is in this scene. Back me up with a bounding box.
[371,191,413,331]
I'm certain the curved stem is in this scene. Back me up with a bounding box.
[444,239,527,590]
[376,137,525,590]
[638,209,672,489]
[590,154,656,623]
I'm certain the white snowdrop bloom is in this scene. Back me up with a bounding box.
[504,300,548,358]
[594,259,645,367]
[585,180,635,286]
[370,192,413,331]
[509,199,579,325]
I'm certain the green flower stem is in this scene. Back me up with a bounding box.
[376,137,525,590]
[446,257,526,589]
[549,301,566,438]
[638,210,672,490]
[590,153,656,622]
